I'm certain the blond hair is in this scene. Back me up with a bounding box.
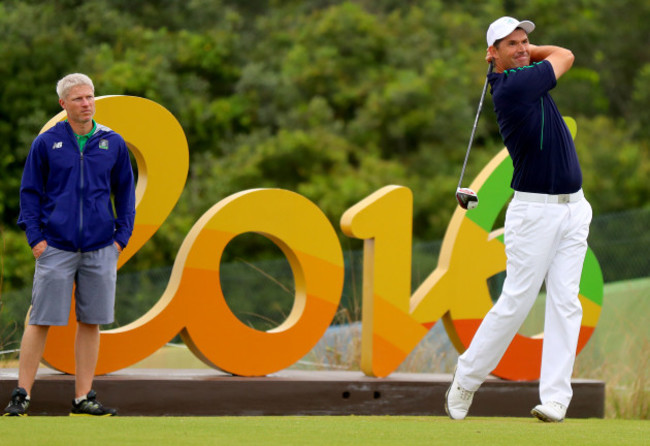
[56,73,94,99]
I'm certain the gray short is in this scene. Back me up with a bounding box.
[29,244,120,326]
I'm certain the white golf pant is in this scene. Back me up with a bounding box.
[457,190,592,407]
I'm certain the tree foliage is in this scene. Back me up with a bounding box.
[0,0,648,290]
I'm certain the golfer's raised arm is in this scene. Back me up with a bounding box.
[529,44,575,80]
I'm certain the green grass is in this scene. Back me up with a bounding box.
[0,416,647,445]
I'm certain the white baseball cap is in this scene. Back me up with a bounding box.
[486,16,535,47]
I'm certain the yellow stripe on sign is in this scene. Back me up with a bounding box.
[579,294,602,327]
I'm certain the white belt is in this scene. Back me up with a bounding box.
[514,189,584,204]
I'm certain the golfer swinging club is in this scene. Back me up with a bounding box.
[445,17,593,422]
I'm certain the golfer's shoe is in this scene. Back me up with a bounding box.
[531,401,567,422]
[444,372,475,420]
[70,390,117,417]
[3,387,30,416]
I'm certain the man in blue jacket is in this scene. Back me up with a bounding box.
[445,17,592,422]
[3,73,136,416]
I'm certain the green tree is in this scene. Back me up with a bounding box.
[0,0,648,286]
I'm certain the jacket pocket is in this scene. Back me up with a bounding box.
[45,200,73,240]
[89,201,116,243]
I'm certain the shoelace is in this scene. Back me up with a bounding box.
[457,385,474,401]
[12,396,28,409]
[80,400,101,411]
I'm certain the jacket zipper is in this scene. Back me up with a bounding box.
[78,148,84,250]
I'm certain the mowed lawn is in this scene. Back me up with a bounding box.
[0,416,647,446]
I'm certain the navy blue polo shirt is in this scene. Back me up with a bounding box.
[488,60,582,194]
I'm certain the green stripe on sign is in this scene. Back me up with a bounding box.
[580,248,604,306]
[466,154,514,232]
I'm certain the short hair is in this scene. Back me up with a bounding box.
[56,73,95,100]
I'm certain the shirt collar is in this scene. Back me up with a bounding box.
[66,119,97,138]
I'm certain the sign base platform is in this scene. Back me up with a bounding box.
[0,368,604,417]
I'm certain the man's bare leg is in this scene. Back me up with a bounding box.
[17,324,50,396]
[74,322,100,399]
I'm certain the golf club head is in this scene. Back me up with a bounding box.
[456,188,479,210]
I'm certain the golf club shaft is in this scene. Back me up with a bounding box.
[457,62,494,189]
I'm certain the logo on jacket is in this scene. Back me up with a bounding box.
[52,141,63,149]
[99,139,109,150]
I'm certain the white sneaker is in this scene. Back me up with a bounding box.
[445,372,475,420]
[531,401,567,422]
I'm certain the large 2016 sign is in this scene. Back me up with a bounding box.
[40,96,603,379]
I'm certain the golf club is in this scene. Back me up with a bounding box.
[456,62,494,210]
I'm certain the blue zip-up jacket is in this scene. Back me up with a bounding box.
[18,121,136,252]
